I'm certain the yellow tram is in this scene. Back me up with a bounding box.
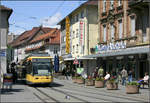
[25,53,53,85]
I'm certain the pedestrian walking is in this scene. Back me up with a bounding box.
[92,67,98,79]
[121,67,128,86]
[98,66,104,78]
[128,69,133,83]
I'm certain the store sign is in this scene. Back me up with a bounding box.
[95,41,126,53]
[79,19,85,53]
[66,16,70,54]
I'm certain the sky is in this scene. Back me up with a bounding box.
[1,0,87,35]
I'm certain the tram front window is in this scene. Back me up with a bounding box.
[33,62,52,76]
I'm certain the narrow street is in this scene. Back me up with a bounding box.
[1,78,149,102]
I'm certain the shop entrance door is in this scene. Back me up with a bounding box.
[139,61,146,78]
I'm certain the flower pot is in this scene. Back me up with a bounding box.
[76,78,84,84]
[72,78,76,83]
[126,85,139,94]
[95,81,104,88]
[106,82,118,90]
[85,80,94,86]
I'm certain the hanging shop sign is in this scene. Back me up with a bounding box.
[95,41,126,53]
[79,19,85,54]
[66,16,70,54]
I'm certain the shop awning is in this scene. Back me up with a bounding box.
[64,57,96,61]
[84,45,150,58]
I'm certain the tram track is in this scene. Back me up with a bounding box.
[49,87,114,102]
[33,87,60,103]
[55,80,148,102]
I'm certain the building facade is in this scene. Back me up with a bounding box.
[88,0,150,79]
[25,28,60,58]
[10,26,52,62]
[0,5,12,73]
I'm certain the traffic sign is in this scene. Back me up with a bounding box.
[73,58,79,64]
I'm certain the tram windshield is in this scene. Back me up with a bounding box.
[33,62,52,76]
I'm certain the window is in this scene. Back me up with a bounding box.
[75,14,79,22]
[110,23,114,40]
[76,29,78,38]
[64,36,66,42]
[130,16,135,36]
[76,44,79,53]
[81,10,84,18]
[72,31,75,39]
[118,19,123,39]
[118,0,122,6]
[72,45,75,54]
[54,48,58,54]
[103,0,106,12]
[103,25,106,42]
[110,0,114,10]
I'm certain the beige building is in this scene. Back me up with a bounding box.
[58,1,98,75]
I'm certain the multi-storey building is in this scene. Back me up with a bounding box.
[10,26,52,62]
[58,1,98,75]
[0,5,12,74]
[86,0,149,79]
[25,28,60,58]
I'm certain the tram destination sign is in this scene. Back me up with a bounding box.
[32,58,50,62]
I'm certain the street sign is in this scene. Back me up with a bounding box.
[0,50,6,57]
[73,58,79,64]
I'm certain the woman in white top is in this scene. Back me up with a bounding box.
[104,72,110,80]
[138,72,149,87]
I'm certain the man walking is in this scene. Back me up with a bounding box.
[121,67,128,86]
[98,66,104,78]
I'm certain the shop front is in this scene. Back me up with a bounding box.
[86,44,149,80]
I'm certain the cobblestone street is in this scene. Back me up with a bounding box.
[1,78,149,102]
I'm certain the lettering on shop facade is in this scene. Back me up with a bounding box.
[95,41,126,53]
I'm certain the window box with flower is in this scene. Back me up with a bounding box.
[126,81,139,94]
[106,78,118,90]
[95,77,104,88]
[76,76,84,84]
[85,76,94,86]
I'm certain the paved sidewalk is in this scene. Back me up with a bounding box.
[0,83,41,102]
[55,77,150,102]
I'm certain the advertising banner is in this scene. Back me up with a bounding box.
[66,16,70,54]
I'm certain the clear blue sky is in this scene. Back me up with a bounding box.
[2,0,87,35]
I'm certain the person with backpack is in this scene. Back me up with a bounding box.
[121,67,128,86]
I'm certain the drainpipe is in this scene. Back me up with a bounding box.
[86,7,89,55]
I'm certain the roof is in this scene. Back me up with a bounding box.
[0,5,12,11]
[0,5,13,19]
[25,28,60,52]
[29,28,59,44]
[57,0,98,25]
[10,27,52,47]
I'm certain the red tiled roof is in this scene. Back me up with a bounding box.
[30,28,60,44]
[25,28,60,52]
[10,27,52,47]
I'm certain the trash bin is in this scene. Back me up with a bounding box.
[3,73,13,89]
